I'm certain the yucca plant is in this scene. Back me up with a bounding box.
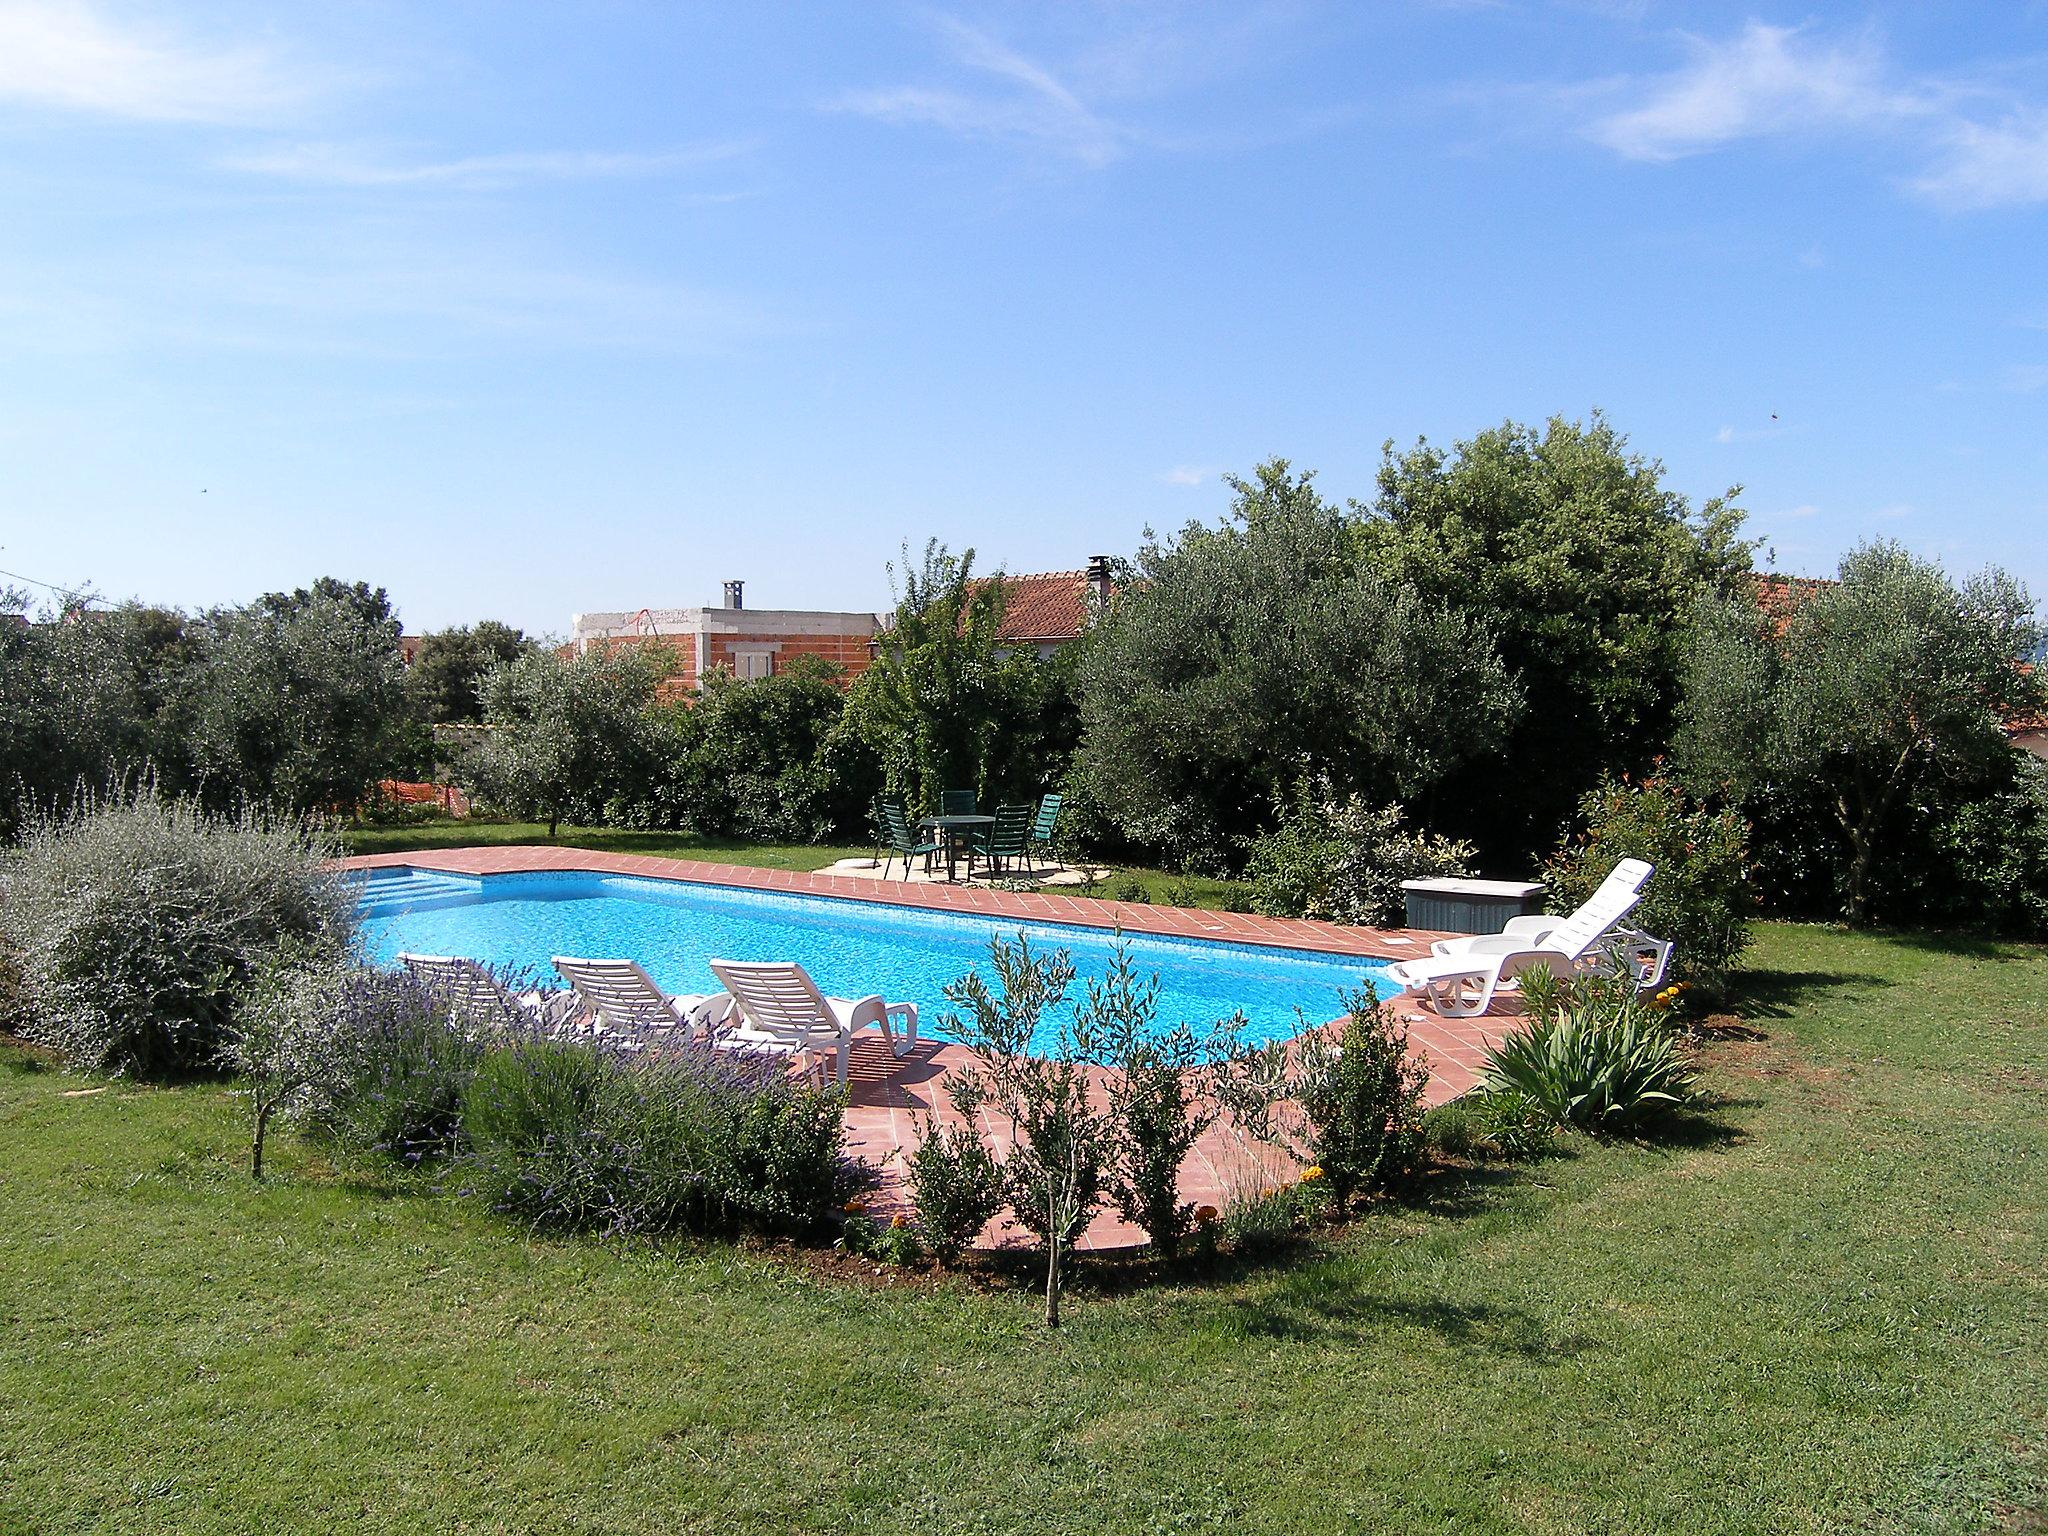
[1479,979,1694,1135]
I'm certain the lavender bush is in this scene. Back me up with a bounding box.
[459,1035,852,1237]
[299,966,491,1165]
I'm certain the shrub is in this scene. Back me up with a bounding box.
[223,944,348,1179]
[1220,1177,1326,1257]
[302,967,489,1165]
[1479,975,1695,1135]
[1247,784,1473,928]
[1547,774,1753,999]
[1290,989,1430,1205]
[1104,874,1149,904]
[905,1120,1005,1266]
[942,938,1112,1326]
[460,1036,850,1237]
[1071,942,1255,1261]
[0,791,351,1077]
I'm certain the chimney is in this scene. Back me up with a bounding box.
[722,579,744,610]
[1085,555,1112,612]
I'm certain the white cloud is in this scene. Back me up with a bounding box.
[223,140,749,190]
[1587,22,1923,162]
[0,0,301,123]
[1161,465,1213,486]
[1780,504,1820,520]
[1714,421,1787,444]
[1579,21,2048,211]
[1914,109,2048,211]
[2002,363,2048,393]
[833,15,1127,167]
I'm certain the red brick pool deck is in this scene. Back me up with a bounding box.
[342,846,1524,1251]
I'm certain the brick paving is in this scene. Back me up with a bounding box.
[339,845,1523,1251]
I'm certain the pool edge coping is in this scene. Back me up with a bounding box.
[333,845,1457,964]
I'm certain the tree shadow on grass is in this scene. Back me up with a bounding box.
[1879,930,2040,962]
[1732,968,1892,1020]
[1226,1285,1597,1358]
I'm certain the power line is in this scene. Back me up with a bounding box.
[0,564,99,606]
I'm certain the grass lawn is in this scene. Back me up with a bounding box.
[339,817,865,873]
[3,924,2044,1533]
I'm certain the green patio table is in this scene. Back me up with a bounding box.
[918,813,995,883]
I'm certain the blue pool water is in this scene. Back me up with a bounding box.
[353,868,1397,1050]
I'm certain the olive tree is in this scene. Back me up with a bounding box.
[1673,542,2044,924]
[1073,461,1518,870]
[464,642,669,836]
[181,580,411,814]
[1359,413,1753,858]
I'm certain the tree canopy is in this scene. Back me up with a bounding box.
[1072,461,1519,870]
[1673,541,2044,923]
[840,541,1069,816]
[1358,412,1753,858]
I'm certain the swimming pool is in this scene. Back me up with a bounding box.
[353,867,1399,1050]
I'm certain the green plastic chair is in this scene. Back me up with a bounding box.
[1027,793,1063,870]
[976,803,1034,877]
[873,796,942,880]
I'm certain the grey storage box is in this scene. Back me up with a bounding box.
[1400,877,1546,935]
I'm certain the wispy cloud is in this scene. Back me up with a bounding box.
[1715,421,1788,444]
[1575,21,2048,211]
[1780,503,1820,520]
[1587,23,1926,163]
[0,0,303,123]
[832,15,1128,167]
[1161,465,1216,486]
[222,140,750,190]
[1914,109,2048,211]
[2002,362,2048,393]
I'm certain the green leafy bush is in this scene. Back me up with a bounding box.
[904,1121,1004,1266]
[1247,783,1474,927]
[1479,975,1695,1135]
[1547,774,1753,998]
[1290,989,1431,1204]
[0,791,351,1077]
[459,1036,850,1237]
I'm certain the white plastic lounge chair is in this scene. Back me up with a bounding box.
[551,956,718,1044]
[703,959,920,1087]
[1385,864,1655,1019]
[1427,859,1654,960]
[398,953,575,1033]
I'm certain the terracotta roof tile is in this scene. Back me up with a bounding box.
[988,569,1090,644]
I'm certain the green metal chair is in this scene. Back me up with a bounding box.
[874,796,941,880]
[939,788,978,818]
[976,802,1034,878]
[1026,793,1063,872]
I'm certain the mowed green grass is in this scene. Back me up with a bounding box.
[339,817,863,873]
[2,925,2044,1534]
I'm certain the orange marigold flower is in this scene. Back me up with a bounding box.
[1300,1165,1325,1181]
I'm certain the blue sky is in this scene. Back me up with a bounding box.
[2,1,2045,634]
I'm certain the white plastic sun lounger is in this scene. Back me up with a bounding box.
[703,959,920,1088]
[1426,859,1654,961]
[1384,861,1656,1019]
[398,953,576,1033]
[551,956,718,1044]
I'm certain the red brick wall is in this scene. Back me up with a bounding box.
[701,631,873,684]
